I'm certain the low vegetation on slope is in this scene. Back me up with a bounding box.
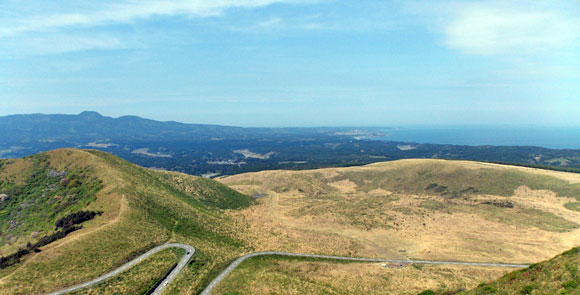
[157,172,252,210]
[213,160,580,295]
[221,159,580,265]
[213,255,509,295]
[448,246,580,295]
[69,248,184,295]
[0,153,102,256]
[3,151,580,295]
[0,149,254,295]
[333,162,580,199]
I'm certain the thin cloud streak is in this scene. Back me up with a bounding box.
[0,0,306,37]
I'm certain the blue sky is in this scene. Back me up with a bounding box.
[0,0,579,127]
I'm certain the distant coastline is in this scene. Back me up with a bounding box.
[368,126,580,149]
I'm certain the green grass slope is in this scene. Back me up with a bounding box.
[0,149,254,295]
[451,246,580,295]
[0,152,102,256]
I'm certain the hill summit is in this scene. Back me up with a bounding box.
[0,149,253,295]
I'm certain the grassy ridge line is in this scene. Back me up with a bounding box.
[83,150,255,295]
[238,159,580,203]
[330,162,580,200]
[3,150,579,294]
[481,160,580,174]
[213,158,580,178]
[155,171,253,210]
[0,149,255,295]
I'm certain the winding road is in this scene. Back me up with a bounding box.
[47,243,195,295]
[49,245,529,295]
[201,251,530,295]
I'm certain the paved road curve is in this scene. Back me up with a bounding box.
[48,243,195,295]
[200,251,530,295]
[49,245,529,295]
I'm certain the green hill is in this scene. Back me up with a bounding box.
[449,246,580,295]
[3,151,580,295]
[0,149,253,295]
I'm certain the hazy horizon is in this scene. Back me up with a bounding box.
[2,110,579,149]
[4,110,580,129]
[1,1,579,127]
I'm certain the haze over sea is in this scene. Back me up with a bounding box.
[373,126,580,150]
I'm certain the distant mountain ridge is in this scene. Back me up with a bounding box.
[0,111,245,142]
[1,111,580,177]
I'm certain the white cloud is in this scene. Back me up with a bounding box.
[409,0,580,55]
[0,0,312,55]
[0,0,304,37]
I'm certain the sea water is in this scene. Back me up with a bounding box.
[370,126,580,149]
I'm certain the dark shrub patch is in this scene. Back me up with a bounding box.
[55,210,102,229]
[0,225,81,269]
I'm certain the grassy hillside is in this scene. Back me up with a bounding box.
[452,246,580,295]
[69,248,184,295]
[0,152,102,256]
[0,149,254,295]
[213,255,509,295]
[3,152,580,295]
[213,160,580,294]
[221,159,580,264]
[245,160,580,200]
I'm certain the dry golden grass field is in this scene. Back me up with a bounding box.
[3,151,580,295]
[212,255,509,295]
[219,159,580,294]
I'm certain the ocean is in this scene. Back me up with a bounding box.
[370,126,580,150]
